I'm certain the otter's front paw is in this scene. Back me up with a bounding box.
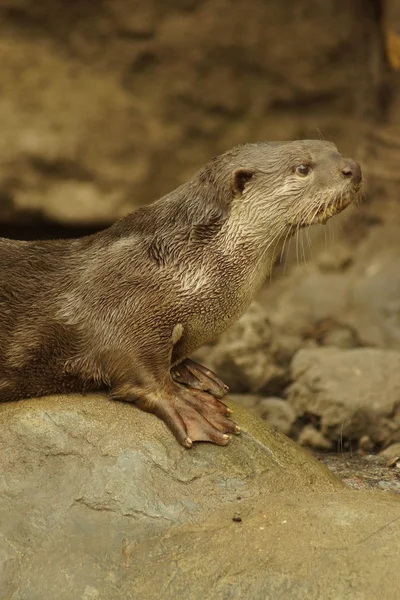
[136,385,240,448]
[171,358,229,399]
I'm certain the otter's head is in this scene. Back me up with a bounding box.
[228,140,362,233]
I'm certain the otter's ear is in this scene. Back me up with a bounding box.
[231,168,255,196]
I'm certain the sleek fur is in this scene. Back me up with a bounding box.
[0,140,362,447]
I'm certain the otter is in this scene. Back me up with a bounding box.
[0,140,362,447]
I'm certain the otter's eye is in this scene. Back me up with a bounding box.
[295,164,312,177]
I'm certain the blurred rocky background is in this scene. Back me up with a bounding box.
[0,0,382,230]
[1,0,400,467]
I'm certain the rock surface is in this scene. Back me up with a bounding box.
[193,303,289,395]
[316,451,400,493]
[259,204,400,352]
[287,347,400,449]
[256,396,297,436]
[380,442,400,461]
[1,394,400,599]
[228,394,296,436]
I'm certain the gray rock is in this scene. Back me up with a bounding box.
[316,246,353,272]
[259,210,400,353]
[1,394,400,599]
[298,424,333,450]
[227,394,296,435]
[193,303,286,394]
[379,442,400,460]
[320,322,361,349]
[287,347,400,447]
[256,397,296,435]
[228,393,262,412]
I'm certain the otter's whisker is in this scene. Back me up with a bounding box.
[281,237,293,276]
[264,222,289,281]
[295,222,301,266]
[279,226,295,272]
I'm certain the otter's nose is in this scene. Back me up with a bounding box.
[341,160,362,184]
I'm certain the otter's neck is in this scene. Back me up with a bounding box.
[213,210,290,294]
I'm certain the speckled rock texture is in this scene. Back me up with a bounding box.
[288,347,400,449]
[1,394,400,599]
[193,303,289,395]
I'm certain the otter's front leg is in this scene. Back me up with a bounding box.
[171,358,229,399]
[106,325,239,447]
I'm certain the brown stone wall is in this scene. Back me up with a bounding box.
[0,0,381,227]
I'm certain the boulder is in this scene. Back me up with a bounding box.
[193,303,287,395]
[1,393,400,599]
[288,347,400,448]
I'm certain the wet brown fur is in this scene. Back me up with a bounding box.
[0,140,362,447]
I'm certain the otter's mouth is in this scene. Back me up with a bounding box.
[309,194,353,225]
[293,190,357,229]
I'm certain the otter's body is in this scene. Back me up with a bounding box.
[0,141,362,446]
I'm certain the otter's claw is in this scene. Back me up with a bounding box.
[171,358,229,399]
